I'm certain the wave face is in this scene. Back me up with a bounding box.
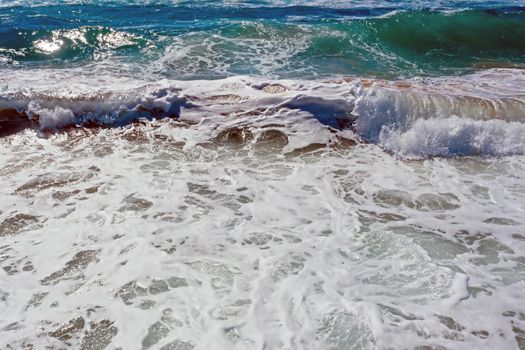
[1,5,525,78]
[1,68,524,159]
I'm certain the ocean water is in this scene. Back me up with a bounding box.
[1,1,525,349]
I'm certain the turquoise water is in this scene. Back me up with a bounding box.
[1,2,525,78]
[1,0,525,146]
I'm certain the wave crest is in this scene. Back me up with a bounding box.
[379,117,525,158]
[1,69,524,159]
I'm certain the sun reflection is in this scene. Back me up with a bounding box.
[31,27,140,56]
[34,38,63,53]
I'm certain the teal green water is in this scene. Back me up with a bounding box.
[1,4,524,78]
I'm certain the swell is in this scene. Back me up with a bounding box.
[1,69,524,159]
[298,8,525,76]
[1,8,524,77]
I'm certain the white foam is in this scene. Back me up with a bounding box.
[352,70,525,143]
[27,102,75,129]
[1,128,524,349]
[148,23,312,79]
[379,116,525,158]
[1,68,525,158]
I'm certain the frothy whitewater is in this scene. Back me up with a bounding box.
[1,1,525,349]
[1,69,525,349]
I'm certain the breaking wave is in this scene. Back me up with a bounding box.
[1,68,524,159]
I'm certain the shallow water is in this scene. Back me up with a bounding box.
[1,1,525,349]
[1,126,525,349]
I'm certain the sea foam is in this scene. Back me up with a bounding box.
[1,68,525,159]
[379,116,525,158]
